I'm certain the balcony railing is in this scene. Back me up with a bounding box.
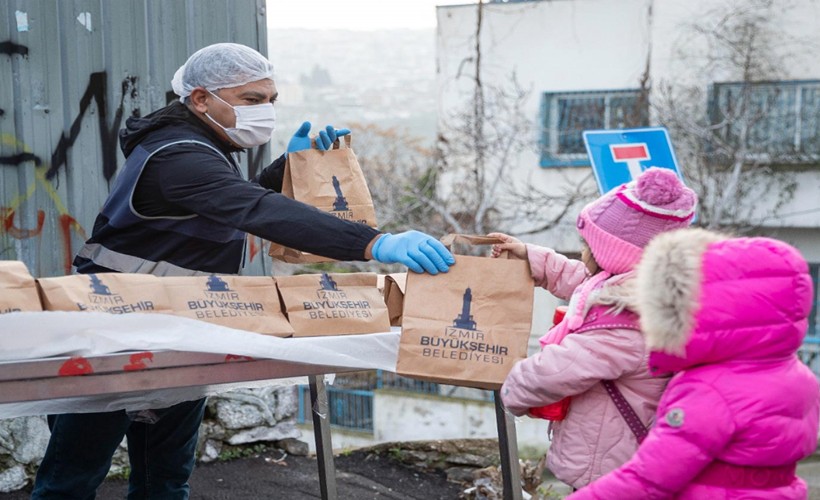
[296,370,492,432]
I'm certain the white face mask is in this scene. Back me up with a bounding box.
[205,91,276,148]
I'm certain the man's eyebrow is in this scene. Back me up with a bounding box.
[238,90,273,100]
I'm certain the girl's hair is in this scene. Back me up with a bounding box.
[581,238,601,275]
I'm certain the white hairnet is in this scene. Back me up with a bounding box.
[171,43,275,102]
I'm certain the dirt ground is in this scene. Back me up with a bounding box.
[6,446,820,499]
[1,448,465,500]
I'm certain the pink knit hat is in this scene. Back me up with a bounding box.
[577,167,697,274]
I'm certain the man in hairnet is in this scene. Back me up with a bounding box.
[31,43,454,499]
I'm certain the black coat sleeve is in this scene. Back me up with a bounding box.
[141,144,379,261]
[253,154,286,192]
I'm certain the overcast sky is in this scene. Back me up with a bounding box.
[267,0,460,30]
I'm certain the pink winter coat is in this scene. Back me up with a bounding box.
[570,229,820,499]
[501,245,669,488]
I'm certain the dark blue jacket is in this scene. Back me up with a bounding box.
[74,102,379,275]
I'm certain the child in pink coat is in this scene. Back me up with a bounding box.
[568,228,820,499]
[494,167,698,489]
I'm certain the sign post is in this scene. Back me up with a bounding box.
[583,127,684,194]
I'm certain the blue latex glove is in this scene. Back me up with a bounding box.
[317,124,350,150]
[371,231,455,275]
[286,121,351,154]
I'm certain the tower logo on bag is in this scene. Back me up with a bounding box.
[205,275,231,292]
[331,176,350,211]
[203,275,241,300]
[88,274,113,296]
[79,274,155,313]
[318,273,340,292]
[418,286,509,365]
[302,273,373,320]
[452,287,477,330]
[187,275,265,318]
[328,176,367,223]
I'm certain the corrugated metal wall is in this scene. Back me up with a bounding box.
[0,0,271,277]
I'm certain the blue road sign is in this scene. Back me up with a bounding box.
[583,127,683,194]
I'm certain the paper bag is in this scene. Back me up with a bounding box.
[38,273,172,314]
[383,273,406,327]
[397,235,534,390]
[276,272,390,337]
[268,135,378,263]
[0,261,43,313]
[162,275,294,337]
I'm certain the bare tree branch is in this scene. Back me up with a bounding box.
[656,0,807,233]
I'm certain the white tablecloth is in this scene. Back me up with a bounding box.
[0,311,400,418]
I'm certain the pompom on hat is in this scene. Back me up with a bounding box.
[577,167,697,274]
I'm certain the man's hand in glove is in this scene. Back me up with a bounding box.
[286,121,351,154]
[371,231,455,275]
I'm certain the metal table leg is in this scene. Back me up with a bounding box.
[309,374,337,500]
[494,390,523,500]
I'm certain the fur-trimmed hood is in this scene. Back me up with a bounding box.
[636,228,814,373]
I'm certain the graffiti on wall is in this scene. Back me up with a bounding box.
[0,133,86,274]
[1,39,269,274]
[0,40,133,273]
[0,40,28,57]
[47,72,138,182]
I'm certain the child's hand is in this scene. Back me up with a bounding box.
[487,232,527,260]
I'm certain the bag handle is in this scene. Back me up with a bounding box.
[440,234,503,249]
[440,233,516,259]
[332,134,352,150]
[310,133,353,150]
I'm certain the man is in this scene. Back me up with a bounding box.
[32,43,453,499]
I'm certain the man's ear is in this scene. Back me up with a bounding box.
[189,87,210,113]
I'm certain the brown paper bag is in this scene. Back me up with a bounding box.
[0,261,43,313]
[38,273,172,314]
[397,235,534,390]
[276,272,390,337]
[383,273,407,327]
[162,276,294,337]
[268,135,378,263]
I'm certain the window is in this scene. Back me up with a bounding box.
[709,80,820,160]
[540,89,648,167]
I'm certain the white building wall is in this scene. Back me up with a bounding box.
[299,390,550,456]
[648,0,820,229]
[650,0,820,86]
[436,0,653,251]
[437,0,820,343]
[437,1,820,238]
[374,390,549,455]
